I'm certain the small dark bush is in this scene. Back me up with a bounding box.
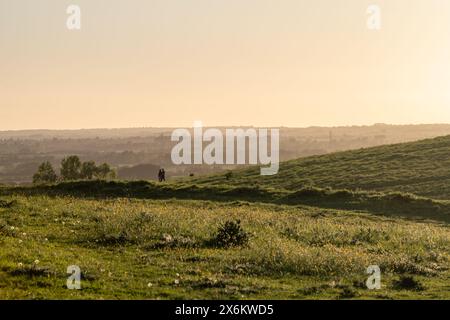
[0,199,16,208]
[352,279,367,289]
[393,275,425,291]
[95,232,130,246]
[211,220,250,248]
[338,286,358,299]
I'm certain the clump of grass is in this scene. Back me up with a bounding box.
[392,275,425,291]
[82,211,153,246]
[149,234,198,249]
[210,220,250,248]
[185,277,229,289]
[0,220,16,237]
[0,199,16,208]
[381,255,435,275]
[338,285,359,299]
[241,238,370,277]
[351,228,388,245]
[282,225,388,247]
[10,261,55,278]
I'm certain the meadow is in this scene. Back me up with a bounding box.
[0,193,449,299]
[1,135,450,299]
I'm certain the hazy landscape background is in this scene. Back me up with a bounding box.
[2,123,450,184]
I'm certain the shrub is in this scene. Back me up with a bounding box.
[392,275,425,291]
[338,286,359,299]
[211,219,249,248]
[0,199,16,208]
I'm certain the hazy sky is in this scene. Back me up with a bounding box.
[1,0,450,130]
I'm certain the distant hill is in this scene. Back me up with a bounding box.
[118,163,159,180]
[191,135,450,200]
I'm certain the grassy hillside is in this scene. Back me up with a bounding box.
[2,180,450,223]
[2,135,450,299]
[191,135,450,200]
[1,194,449,299]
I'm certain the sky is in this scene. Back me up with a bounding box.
[1,0,450,130]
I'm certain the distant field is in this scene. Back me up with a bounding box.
[1,195,449,299]
[191,135,450,200]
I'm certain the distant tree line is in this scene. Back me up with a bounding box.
[33,155,116,184]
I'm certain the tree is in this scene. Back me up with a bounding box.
[60,156,81,180]
[80,161,97,179]
[33,161,57,184]
[95,163,116,180]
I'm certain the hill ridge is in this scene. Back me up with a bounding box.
[191,135,450,200]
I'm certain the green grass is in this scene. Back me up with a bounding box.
[0,194,449,299]
[190,135,450,200]
[3,180,449,223]
[2,136,450,299]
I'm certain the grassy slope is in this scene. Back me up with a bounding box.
[1,195,449,299]
[2,136,450,299]
[191,135,450,200]
[2,180,450,223]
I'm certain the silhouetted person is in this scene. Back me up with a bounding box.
[158,168,166,182]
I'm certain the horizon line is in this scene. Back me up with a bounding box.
[2,122,450,133]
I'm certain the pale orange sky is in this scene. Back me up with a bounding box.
[1,0,450,130]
